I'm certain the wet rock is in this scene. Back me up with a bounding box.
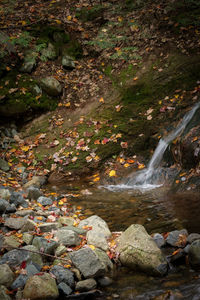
[97,276,113,287]
[0,158,10,171]
[10,191,27,208]
[32,236,58,255]
[0,199,9,213]
[69,248,107,278]
[116,224,168,276]
[188,239,200,269]
[58,216,74,226]
[79,215,111,238]
[62,54,75,69]
[183,244,191,254]
[27,187,43,200]
[5,217,26,230]
[23,273,59,300]
[3,235,21,250]
[38,222,59,232]
[75,278,97,292]
[51,265,75,288]
[86,230,108,251]
[55,229,81,246]
[187,233,200,244]
[23,176,46,189]
[0,264,14,287]
[40,76,62,96]
[55,245,67,257]
[168,249,185,264]
[58,282,72,296]
[37,196,53,206]
[152,233,165,248]
[41,43,57,60]
[166,229,188,247]
[11,274,28,289]
[0,285,12,300]
[0,189,11,200]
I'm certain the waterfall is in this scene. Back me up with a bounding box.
[105,102,200,191]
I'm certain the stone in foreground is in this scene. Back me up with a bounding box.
[0,264,14,287]
[116,224,168,276]
[23,273,59,300]
[69,248,107,278]
[188,239,200,269]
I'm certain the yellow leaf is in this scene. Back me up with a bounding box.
[65,102,71,107]
[88,244,96,250]
[118,17,123,22]
[175,180,180,184]
[138,164,145,169]
[93,176,100,182]
[55,19,61,24]
[133,76,138,81]
[67,15,72,21]
[58,200,64,205]
[124,163,130,168]
[99,97,104,103]
[22,21,26,26]
[21,146,29,152]
[109,170,116,177]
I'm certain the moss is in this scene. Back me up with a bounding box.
[75,5,104,22]
[63,40,83,59]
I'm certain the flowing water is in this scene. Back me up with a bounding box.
[48,103,200,299]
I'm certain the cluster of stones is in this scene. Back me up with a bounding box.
[0,176,200,299]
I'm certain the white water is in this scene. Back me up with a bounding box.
[105,102,200,192]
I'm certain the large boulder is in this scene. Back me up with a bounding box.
[23,273,59,300]
[188,239,200,269]
[55,229,81,246]
[78,216,111,238]
[40,76,62,96]
[116,224,168,276]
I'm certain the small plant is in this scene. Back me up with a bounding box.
[11,31,33,48]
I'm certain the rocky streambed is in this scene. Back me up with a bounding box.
[0,176,200,300]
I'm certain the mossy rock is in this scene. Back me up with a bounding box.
[75,5,105,22]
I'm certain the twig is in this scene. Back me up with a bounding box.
[12,247,71,263]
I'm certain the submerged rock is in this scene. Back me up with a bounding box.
[116,224,168,276]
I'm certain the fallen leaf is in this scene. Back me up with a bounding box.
[109,170,116,177]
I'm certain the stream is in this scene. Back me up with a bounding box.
[47,182,200,300]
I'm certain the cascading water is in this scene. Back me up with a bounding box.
[105,102,200,191]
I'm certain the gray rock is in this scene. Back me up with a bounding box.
[58,216,74,226]
[188,239,200,269]
[0,264,14,287]
[5,217,26,230]
[37,196,53,206]
[11,274,28,289]
[97,276,113,287]
[116,224,168,276]
[23,176,46,189]
[38,222,59,232]
[55,245,67,257]
[10,191,27,207]
[86,230,108,251]
[55,229,81,246]
[22,245,43,268]
[79,215,111,238]
[0,249,30,267]
[32,236,58,255]
[51,265,74,288]
[166,229,188,247]
[23,273,59,300]
[23,233,33,245]
[0,158,10,171]
[69,248,107,278]
[75,278,97,292]
[5,203,16,213]
[62,54,75,69]
[0,199,9,213]
[60,225,86,235]
[0,189,11,200]
[94,248,113,272]
[41,43,57,60]
[20,51,37,73]
[187,233,200,244]
[40,76,62,96]
[58,282,72,296]
[26,263,40,277]
[3,235,21,251]
[152,233,165,248]
[33,216,46,224]
[27,187,43,200]
[16,210,34,217]
[21,219,37,232]
[0,285,12,300]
